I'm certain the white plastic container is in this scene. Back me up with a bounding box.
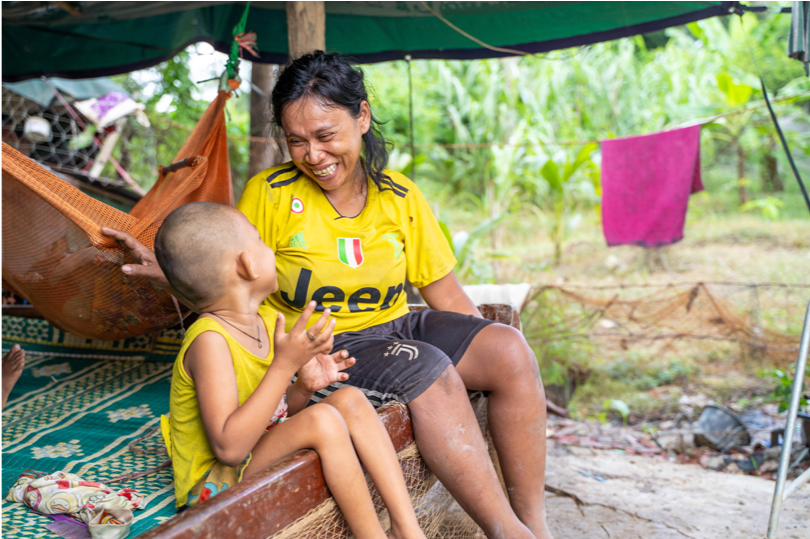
[23,116,52,143]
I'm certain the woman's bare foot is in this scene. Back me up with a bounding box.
[2,345,25,409]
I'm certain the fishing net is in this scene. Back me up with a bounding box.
[2,91,233,341]
[270,395,500,539]
[523,282,806,365]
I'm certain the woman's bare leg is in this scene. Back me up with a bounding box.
[454,324,553,539]
[320,387,426,539]
[408,366,535,539]
[243,403,386,539]
[2,345,25,410]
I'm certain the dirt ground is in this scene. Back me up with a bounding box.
[544,441,809,539]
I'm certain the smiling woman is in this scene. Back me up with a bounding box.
[271,51,390,212]
[103,51,555,539]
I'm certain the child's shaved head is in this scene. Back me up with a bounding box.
[155,202,246,306]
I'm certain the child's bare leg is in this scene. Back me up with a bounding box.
[2,345,25,410]
[321,387,426,539]
[243,403,386,539]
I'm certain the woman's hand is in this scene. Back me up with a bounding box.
[273,302,336,373]
[286,349,355,415]
[100,227,170,290]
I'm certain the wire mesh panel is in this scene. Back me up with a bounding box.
[1,87,159,191]
[3,90,97,171]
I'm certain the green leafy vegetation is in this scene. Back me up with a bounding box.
[364,7,809,278]
[760,367,809,413]
[604,399,631,426]
[607,356,697,392]
[110,49,253,196]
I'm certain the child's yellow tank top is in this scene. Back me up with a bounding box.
[161,305,277,507]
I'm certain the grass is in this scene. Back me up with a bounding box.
[567,340,777,420]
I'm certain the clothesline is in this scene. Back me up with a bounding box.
[415,88,810,149]
[158,88,810,150]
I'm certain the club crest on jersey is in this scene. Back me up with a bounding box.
[382,232,402,260]
[337,238,363,268]
[291,197,304,214]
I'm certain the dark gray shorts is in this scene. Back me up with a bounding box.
[308,309,494,407]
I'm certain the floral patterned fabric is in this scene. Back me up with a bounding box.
[6,471,144,539]
[185,457,250,508]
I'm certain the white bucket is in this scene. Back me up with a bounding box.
[23,116,52,143]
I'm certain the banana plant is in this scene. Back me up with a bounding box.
[526,143,600,265]
[439,213,512,283]
[422,60,532,279]
[740,196,785,220]
[681,13,809,206]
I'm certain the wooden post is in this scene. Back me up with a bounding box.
[286,1,325,60]
[89,118,126,178]
[737,142,747,206]
[750,284,763,362]
[249,63,284,177]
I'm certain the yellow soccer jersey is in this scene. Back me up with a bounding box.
[237,162,457,334]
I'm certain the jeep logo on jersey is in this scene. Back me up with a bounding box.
[291,197,304,214]
[337,238,363,268]
[280,269,404,312]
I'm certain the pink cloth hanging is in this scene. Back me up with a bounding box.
[601,125,703,248]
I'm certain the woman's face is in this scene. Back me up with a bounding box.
[281,97,370,192]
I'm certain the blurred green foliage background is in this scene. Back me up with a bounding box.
[111,9,809,283]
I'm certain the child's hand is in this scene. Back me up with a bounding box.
[273,302,335,372]
[297,350,356,393]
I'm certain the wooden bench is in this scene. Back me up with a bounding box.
[139,304,544,539]
[1,304,44,319]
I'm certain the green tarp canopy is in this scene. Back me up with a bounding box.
[2,1,733,81]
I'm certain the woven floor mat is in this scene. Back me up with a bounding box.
[2,346,179,538]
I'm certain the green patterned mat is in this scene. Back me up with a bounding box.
[2,315,184,361]
[2,316,183,538]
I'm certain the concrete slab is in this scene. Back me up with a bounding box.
[545,442,809,539]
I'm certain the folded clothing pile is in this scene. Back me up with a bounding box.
[6,471,145,539]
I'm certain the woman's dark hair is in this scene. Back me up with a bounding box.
[272,50,391,190]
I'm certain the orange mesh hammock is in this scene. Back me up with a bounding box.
[2,91,233,340]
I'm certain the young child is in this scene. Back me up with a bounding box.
[155,202,426,539]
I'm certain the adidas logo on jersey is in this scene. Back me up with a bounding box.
[289,232,308,249]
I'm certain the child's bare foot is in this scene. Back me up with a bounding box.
[2,345,25,409]
[387,523,427,539]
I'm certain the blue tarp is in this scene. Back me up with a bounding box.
[2,77,128,107]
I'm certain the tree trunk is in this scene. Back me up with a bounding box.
[761,153,782,192]
[249,63,284,178]
[737,143,747,206]
[286,1,325,60]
